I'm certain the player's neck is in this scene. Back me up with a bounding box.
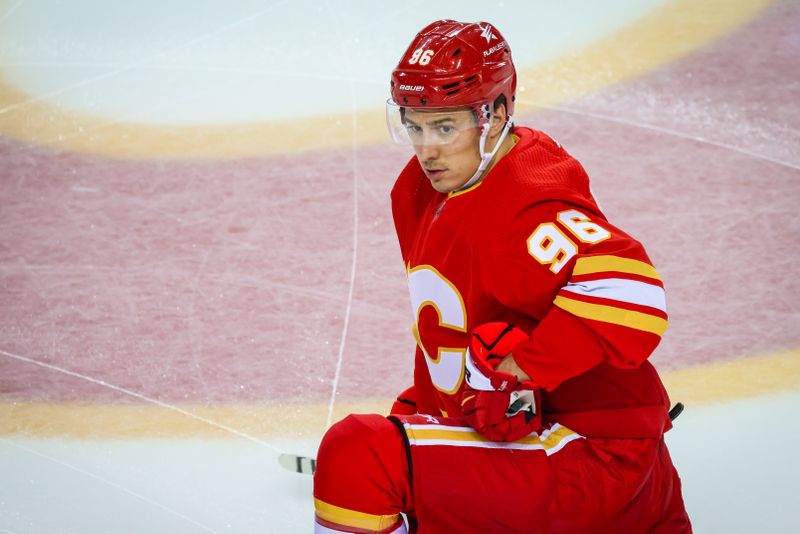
[445,132,518,195]
[483,132,518,177]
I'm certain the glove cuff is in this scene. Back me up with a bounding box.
[465,348,519,392]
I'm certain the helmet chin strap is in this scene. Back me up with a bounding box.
[453,115,514,193]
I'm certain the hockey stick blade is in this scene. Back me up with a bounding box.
[278,453,317,475]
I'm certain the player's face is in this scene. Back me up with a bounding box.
[402,108,482,193]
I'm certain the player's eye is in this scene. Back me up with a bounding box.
[438,125,454,135]
[405,124,422,135]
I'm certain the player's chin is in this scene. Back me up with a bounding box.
[430,179,452,193]
[427,172,459,193]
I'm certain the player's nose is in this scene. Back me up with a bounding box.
[418,141,440,160]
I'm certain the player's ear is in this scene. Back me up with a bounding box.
[488,101,508,138]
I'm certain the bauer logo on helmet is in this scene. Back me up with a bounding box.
[484,41,506,57]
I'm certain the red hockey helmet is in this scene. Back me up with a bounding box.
[389,20,517,116]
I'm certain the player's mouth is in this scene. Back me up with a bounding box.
[424,168,447,180]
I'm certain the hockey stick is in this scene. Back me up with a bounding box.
[278,452,317,475]
[668,402,684,421]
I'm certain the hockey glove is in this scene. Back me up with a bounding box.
[461,322,542,442]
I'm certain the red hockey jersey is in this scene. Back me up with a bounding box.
[391,127,673,438]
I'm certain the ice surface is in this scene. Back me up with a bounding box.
[2,393,799,532]
[1,0,799,531]
[0,0,670,123]
[0,437,317,533]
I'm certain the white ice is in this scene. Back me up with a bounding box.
[2,394,798,532]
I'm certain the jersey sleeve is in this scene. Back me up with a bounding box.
[484,201,668,392]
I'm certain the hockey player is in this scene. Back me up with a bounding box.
[313,20,691,533]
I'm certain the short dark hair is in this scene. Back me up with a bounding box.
[493,94,507,112]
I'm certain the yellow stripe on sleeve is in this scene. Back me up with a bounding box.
[554,295,669,336]
[314,499,400,531]
[572,255,662,281]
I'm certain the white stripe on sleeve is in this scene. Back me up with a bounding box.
[561,278,666,312]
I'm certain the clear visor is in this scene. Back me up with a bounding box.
[385,99,481,146]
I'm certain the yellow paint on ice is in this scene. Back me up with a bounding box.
[0,0,775,158]
[1,348,797,439]
[659,348,800,407]
[0,399,392,439]
[515,0,775,111]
